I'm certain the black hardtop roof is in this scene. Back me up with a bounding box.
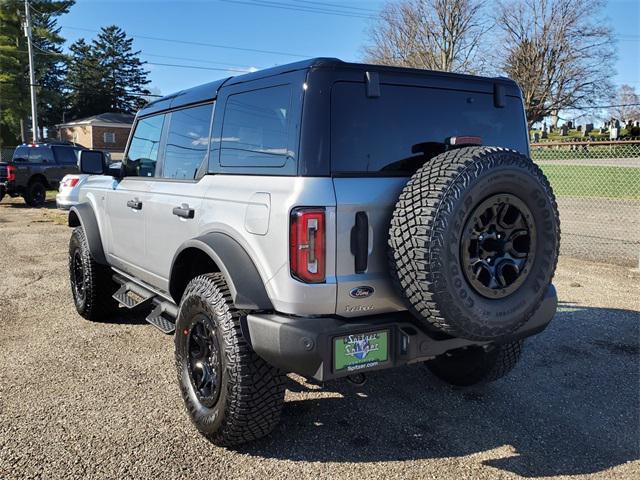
[138,57,520,117]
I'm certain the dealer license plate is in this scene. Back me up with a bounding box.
[333,330,389,372]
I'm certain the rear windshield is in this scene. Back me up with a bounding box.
[331,82,528,175]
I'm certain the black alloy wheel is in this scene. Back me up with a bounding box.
[461,194,535,299]
[186,315,222,408]
[71,249,86,305]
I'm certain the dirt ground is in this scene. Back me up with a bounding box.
[1,196,639,480]
[556,197,640,266]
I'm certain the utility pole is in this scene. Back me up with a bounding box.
[24,0,39,143]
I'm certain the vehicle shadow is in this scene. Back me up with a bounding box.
[233,303,640,477]
[3,197,58,210]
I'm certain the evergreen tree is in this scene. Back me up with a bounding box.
[66,38,107,118]
[67,25,150,118]
[0,0,73,145]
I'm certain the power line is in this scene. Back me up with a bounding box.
[291,0,379,13]
[219,0,374,19]
[572,103,640,110]
[60,25,311,58]
[146,61,249,73]
[142,52,258,70]
[21,47,258,73]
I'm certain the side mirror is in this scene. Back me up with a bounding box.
[79,150,105,175]
[107,161,124,179]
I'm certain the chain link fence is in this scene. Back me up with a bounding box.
[2,141,639,266]
[532,140,640,267]
[1,147,16,163]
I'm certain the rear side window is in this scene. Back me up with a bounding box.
[220,84,291,167]
[162,103,213,180]
[331,83,528,175]
[52,146,79,165]
[28,147,54,164]
[126,114,166,177]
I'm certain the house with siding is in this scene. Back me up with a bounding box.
[57,113,134,159]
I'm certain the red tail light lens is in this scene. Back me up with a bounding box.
[7,165,16,182]
[290,208,326,283]
[68,178,79,187]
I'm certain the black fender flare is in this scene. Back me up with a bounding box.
[68,203,107,265]
[170,232,273,311]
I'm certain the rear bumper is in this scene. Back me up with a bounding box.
[245,284,557,381]
[55,193,77,209]
[0,180,17,196]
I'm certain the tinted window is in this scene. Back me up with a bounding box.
[28,147,54,164]
[220,85,291,167]
[162,103,213,179]
[53,146,79,165]
[126,114,165,177]
[12,146,29,162]
[331,83,528,174]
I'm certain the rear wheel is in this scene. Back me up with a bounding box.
[24,180,46,207]
[174,273,285,446]
[388,147,560,341]
[426,340,524,386]
[68,227,119,320]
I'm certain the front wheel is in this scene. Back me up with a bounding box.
[425,340,524,386]
[174,273,285,446]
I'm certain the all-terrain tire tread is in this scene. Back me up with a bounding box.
[175,273,285,446]
[388,147,560,339]
[69,227,118,321]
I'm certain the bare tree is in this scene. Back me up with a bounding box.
[363,0,487,73]
[609,84,640,123]
[496,0,615,128]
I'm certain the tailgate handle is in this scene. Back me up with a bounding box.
[350,211,369,273]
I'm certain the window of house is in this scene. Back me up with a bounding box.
[162,103,213,180]
[125,114,165,177]
[220,84,292,168]
[103,132,116,144]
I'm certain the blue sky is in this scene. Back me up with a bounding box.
[58,0,639,97]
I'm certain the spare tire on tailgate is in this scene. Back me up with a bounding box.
[388,147,560,341]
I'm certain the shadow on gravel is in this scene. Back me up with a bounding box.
[3,198,58,210]
[235,303,640,477]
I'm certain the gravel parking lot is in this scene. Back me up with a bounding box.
[1,197,639,480]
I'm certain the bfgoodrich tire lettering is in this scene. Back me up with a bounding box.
[174,273,285,446]
[388,147,560,340]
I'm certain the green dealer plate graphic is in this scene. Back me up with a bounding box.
[334,330,389,372]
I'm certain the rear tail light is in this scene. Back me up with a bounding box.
[7,165,16,181]
[63,177,79,187]
[290,207,326,283]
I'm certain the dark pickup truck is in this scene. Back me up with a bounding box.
[0,142,83,207]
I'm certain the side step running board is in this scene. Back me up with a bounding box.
[146,299,178,334]
[113,283,155,310]
[112,273,178,334]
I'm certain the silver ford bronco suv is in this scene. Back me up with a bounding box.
[67,58,560,446]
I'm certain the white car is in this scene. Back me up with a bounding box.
[56,174,89,210]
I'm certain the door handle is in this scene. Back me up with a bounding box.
[173,204,195,219]
[127,199,142,210]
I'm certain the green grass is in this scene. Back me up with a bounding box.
[540,165,640,199]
